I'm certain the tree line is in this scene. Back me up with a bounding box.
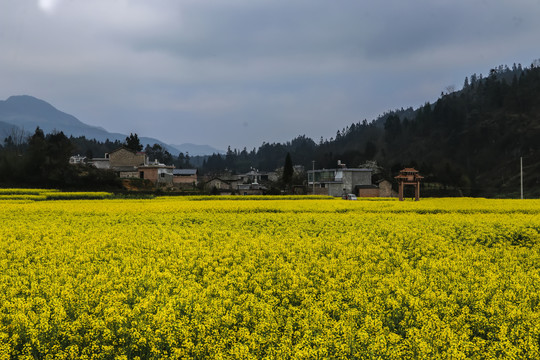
[0,128,119,189]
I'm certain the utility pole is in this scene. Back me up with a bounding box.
[521,157,524,199]
[312,160,315,195]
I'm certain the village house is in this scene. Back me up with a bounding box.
[237,169,278,184]
[138,162,175,185]
[307,161,373,197]
[307,161,398,198]
[109,147,147,167]
[88,147,148,177]
[88,156,110,169]
[173,169,198,187]
[377,179,397,197]
[69,154,86,164]
[204,177,235,195]
[346,180,397,198]
[237,183,267,195]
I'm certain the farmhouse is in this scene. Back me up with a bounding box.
[307,161,373,197]
[138,162,175,185]
[204,177,236,194]
[89,147,148,174]
[377,179,396,197]
[237,183,267,195]
[69,154,86,164]
[237,169,278,184]
[89,157,110,169]
[109,147,147,167]
[173,169,198,187]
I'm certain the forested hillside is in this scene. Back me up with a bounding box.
[205,62,540,197]
[379,62,540,197]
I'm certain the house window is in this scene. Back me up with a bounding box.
[160,173,165,178]
[139,171,144,179]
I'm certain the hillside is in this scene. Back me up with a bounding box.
[0,95,119,141]
[312,63,540,197]
[208,62,540,198]
[377,64,540,197]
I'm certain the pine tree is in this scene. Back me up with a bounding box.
[124,133,143,152]
[282,152,294,187]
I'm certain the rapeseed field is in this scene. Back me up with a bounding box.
[1,195,539,359]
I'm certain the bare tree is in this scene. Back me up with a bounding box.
[444,85,456,94]
[3,126,28,155]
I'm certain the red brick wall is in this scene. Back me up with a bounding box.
[358,188,380,197]
[173,175,197,185]
[140,168,158,183]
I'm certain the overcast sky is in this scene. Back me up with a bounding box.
[1,0,539,150]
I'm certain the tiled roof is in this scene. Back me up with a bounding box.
[113,166,138,172]
[173,169,197,176]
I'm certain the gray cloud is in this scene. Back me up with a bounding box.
[1,0,539,150]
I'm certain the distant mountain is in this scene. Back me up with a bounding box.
[0,95,120,140]
[0,95,221,156]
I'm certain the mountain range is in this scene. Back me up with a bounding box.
[0,95,223,156]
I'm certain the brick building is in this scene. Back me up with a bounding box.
[307,161,373,197]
